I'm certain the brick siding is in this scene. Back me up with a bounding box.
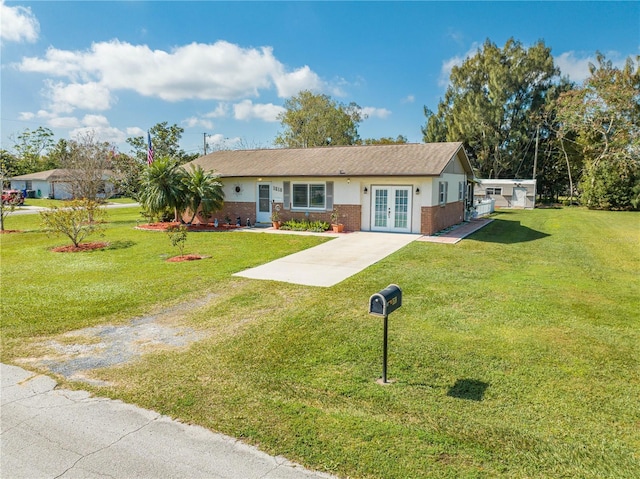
[187,201,256,225]
[279,203,361,231]
[421,201,464,235]
[187,202,361,231]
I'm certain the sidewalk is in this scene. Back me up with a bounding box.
[1,363,337,479]
[416,218,493,244]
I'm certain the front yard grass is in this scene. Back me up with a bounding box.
[1,207,638,478]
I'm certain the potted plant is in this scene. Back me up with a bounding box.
[271,210,281,229]
[330,207,344,233]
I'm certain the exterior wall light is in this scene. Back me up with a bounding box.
[364,186,368,194]
[415,187,420,195]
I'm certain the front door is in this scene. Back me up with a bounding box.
[371,186,412,232]
[256,183,271,223]
[513,187,527,208]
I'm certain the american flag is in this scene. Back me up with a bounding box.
[147,131,154,165]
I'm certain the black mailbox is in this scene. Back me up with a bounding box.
[369,284,402,317]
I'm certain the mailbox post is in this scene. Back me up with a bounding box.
[369,284,402,384]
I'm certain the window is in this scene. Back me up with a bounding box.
[458,181,465,201]
[25,181,33,190]
[292,183,326,209]
[439,181,448,205]
[486,187,503,195]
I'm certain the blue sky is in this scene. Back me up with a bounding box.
[1,1,638,157]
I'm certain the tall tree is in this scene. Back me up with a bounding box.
[110,152,144,199]
[183,165,224,224]
[555,54,640,210]
[60,131,114,203]
[11,126,55,175]
[423,38,558,178]
[138,157,188,222]
[360,135,408,145]
[127,122,197,165]
[46,139,71,169]
[275,90,364,148]
[0,150,20,183]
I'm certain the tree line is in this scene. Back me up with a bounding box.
[2,37,638,210]
[423,39,639,210]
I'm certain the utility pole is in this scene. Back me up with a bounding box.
[532,125,539,180]
[203,133,208,156]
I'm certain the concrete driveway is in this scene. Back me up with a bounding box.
[1,363,336,479]
[234,231,419,287]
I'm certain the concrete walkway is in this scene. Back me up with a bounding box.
[1,363,336,479]
[416,218,493,244]
[234,231,419,287]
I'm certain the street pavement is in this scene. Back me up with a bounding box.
[1,363,337,479]
[10,202,139,215]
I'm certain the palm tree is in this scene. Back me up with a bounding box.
[183,165,224,224]
[138,157,187,222]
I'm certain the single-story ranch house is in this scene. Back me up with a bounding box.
[473,179,537,209]
[186,142,475,235]
[10,169,115,200]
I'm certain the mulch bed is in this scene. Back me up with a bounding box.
[0,230,21,234]
[136,222,242,232]
[166,254,208,263]
[51,242,109,253]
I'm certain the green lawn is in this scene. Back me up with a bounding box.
[1,207,638,478]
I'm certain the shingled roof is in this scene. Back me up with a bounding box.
[188,142,472,178]
[10,169,113,181]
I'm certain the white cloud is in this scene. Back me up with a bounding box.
[360,107,391,120]
[402,95,415,104]
[126,127,145,136]
[0,0,39,43]
[44,80,113,113]
[554,51,629,83]
[70,115,125,143]
[439,43,481,87]
[205,103,230,118]
[183,116,214,130]
[17,40,326,112]
[207,134,243,150]
[18,112,35,121]
[48,116,81,128]
[555,52,592,83]
[233,99,285,122]
[273,65,325,98]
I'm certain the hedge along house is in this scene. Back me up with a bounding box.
[186,142,475,235]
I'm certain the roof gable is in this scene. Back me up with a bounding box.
[188,142,473,178]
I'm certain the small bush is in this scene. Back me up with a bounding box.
[280,219,329,232]
[166,224,188,256]
[40,199,106,247]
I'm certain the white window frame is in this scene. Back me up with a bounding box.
[439,181,448,205]
[458,181,465,201]
[486,187,503,195]
[291,182,327,210]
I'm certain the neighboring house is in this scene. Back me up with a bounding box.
[10,169,115,200]
[474,179,536,209]
[186,142,475,235]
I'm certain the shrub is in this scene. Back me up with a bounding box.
[166,224,188,256]
[40,200,106,247]
[280,219,329,232]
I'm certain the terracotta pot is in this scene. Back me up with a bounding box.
[272,221,282,229]
[331,224,344,233]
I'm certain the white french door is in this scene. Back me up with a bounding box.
[371,186,412,232]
